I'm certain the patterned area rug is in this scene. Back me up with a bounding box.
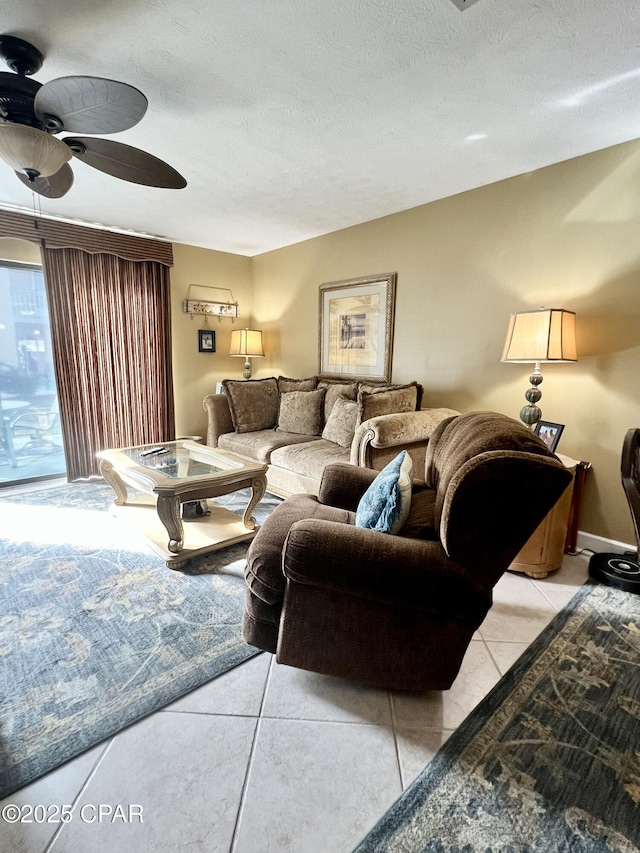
[0,481,280,799]
[354,581,640,852]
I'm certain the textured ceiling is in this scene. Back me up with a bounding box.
[1,0,640,256]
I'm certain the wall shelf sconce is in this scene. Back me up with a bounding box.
[182,285,239,322]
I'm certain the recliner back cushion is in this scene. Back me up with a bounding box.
[425,411,557,531]
[222,377,279,433]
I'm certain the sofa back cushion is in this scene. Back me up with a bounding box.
[321,394,359,447]
[222,377,279,433]
[357,382,422,423]
[278,376,318,393]
[277,388,326,435]
[318,380,359,422]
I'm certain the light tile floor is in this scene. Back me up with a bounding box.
[0,540,590,853]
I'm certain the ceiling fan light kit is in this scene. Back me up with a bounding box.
[0,33,186,198]
[0,121,71,178]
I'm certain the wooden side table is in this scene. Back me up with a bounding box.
[509,454,587,579]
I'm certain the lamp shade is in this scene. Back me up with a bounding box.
[0,123,71,178]
[501,308,577,363]
[229,329,265,358]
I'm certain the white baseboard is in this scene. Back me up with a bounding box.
[576,530,636,555]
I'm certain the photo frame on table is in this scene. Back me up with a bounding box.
[318,272,396,383]
[534,420,564,453]
[198,330,216,353]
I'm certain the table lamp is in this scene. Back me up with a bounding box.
[229,328,265,379]
[501,308,577,427]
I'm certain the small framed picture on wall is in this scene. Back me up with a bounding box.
[198,330,216,352]
[534,420,564,453]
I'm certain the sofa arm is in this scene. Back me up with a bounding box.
[202,393,234,446]
[282,518,489,619]
[350,407,460,479]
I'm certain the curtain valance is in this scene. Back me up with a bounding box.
[0,209,173,266]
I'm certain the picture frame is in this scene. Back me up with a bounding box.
[534,420,564,453]
[198,330,216,353]
[318,272,397,382]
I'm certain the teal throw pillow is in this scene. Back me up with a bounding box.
[355,450,413,534]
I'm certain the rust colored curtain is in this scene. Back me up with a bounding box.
[41,247,175,481]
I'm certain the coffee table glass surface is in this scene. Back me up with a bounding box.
[96,440,268,569]
[114,440,246,481]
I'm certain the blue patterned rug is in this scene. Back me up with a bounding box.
[0,481,280,800]
[355,581,640,852]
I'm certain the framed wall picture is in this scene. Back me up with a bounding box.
[198,330,216,353]
[318,273,397,382]
[534,420,564,453]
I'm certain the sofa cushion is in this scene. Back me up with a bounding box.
[219,430,319,464]
[222,377,279,433]
[357,383,421,424]
[355,450,413,534]
[359,381,423,409]
[270,439,351,481]
[278,375,318,393]
[321,395,359,448]
[318,380,358,422]
[277,388,325,435]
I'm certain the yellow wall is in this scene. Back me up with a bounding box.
[2,137,640,544]
[169,242,253,440]
[0,238,41,265]
[250,139,640,544]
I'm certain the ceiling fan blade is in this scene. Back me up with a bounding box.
[64,137,187,189]
[15,163,74,198]
[34,76,147,134]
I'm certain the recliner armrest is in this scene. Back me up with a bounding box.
[282,518,490,620]
[317,463,378,511]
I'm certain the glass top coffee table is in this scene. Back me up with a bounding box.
[96,440,268,570]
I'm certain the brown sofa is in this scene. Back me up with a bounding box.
[203,375,459,498]
[242,411,572,691]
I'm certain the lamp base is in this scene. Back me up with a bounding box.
[243,359,252,380]
[519,363,543,428]
[519,404,542,427]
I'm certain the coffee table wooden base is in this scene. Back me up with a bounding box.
[111,495,259,570]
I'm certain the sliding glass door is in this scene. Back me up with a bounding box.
[0,260,66,485]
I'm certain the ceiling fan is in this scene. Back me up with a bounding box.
[0,33,187,198]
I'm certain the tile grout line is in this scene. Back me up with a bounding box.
[44,737,115,852]
[228,654,275,853]
[480,635,506,680]
[388,691,406,792]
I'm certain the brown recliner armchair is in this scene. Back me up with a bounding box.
[243,411,572,691]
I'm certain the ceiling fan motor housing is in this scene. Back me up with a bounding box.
[0,34,44,76]
[0,72,42,128]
